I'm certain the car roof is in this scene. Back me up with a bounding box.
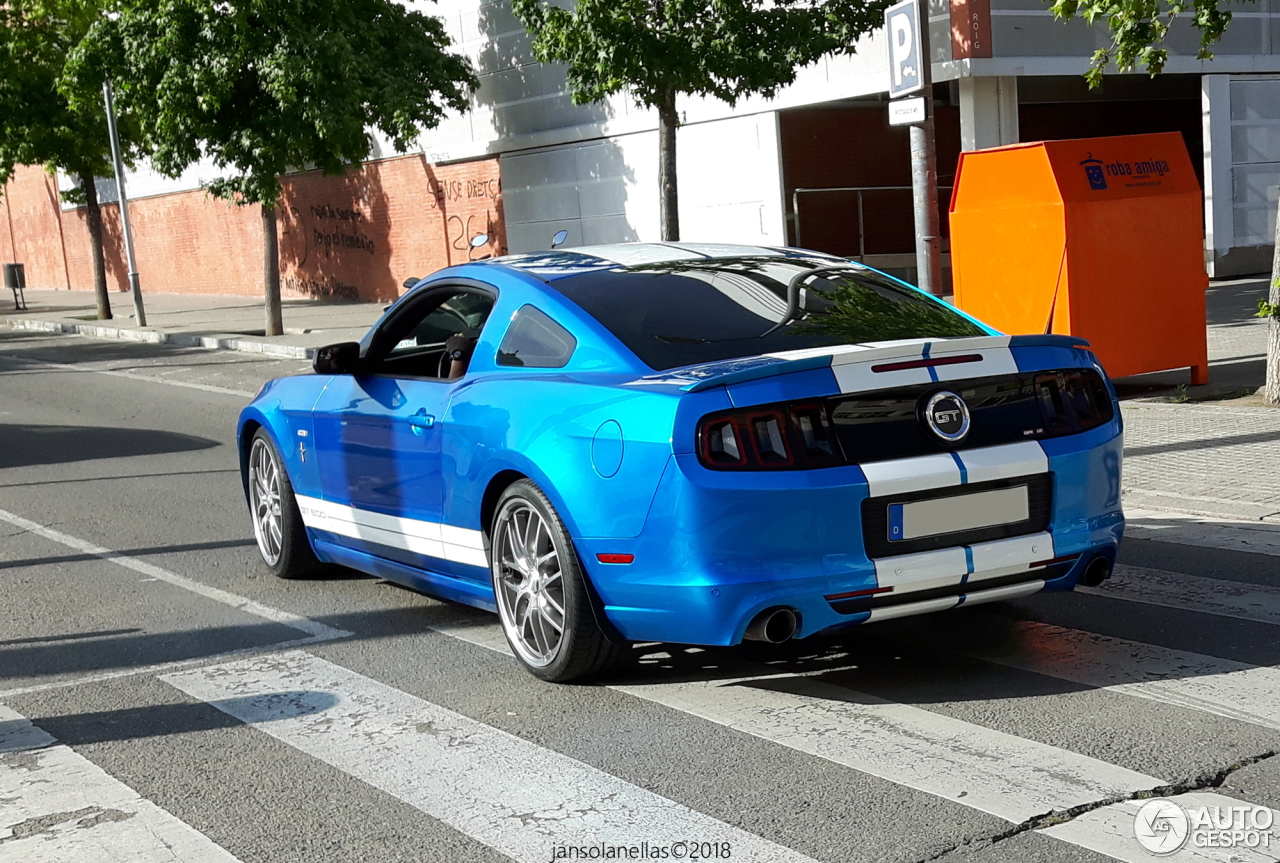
[487,242,847,281]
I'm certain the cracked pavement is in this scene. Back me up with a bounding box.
[3,329,1280,863]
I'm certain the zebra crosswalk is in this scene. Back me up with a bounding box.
[4,527,1280,863]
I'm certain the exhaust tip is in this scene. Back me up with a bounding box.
[1080,557,1112,587]
[744,608,798,644]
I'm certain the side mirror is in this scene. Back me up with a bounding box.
[402,276,419,289]
[551,229,569,249]
[313,341,362,375]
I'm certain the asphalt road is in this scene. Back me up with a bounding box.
[2,328,1279,863]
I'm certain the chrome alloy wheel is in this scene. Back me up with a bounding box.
[493,501,566,667]
[249,437,283,566]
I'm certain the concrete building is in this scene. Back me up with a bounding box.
[3,0,1278,300]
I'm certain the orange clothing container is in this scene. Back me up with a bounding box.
[950,132,1209,384]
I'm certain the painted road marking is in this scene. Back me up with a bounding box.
[899,614,1280,732]
[1125,508,1280,557]
[431,622,1155,823]
[0,352,257,398]
[0,507,349,643]
[0,704,242,863]
[436,623,1277,863]
[1080,564,1280,627]
[1043,792,1280,863]
[162,651,820,863]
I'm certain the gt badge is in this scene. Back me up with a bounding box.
[924,390,970,443]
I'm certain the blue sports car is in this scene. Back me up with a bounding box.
[238,243,1124,681]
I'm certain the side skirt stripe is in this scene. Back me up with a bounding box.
[295,495,487,569]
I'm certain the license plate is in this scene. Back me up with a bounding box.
[888,486,1030,541]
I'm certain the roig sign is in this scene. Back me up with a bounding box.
[885,0,923,97]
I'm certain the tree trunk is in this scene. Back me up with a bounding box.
[80,172,111,320]
[263,202,283,337]
[657,87,679,242]
[1266,194,1280,404]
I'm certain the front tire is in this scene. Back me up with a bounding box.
[490,480,626,682]
[248,429,325,579]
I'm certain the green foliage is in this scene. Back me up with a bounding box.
[1047,0,1234,85]
[0,1,126,190]
[66,0,477,205]
[511,0,888,110]
[1257,298,1280,319]
[796,277,987,344]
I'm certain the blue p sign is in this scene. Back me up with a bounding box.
[886,0,923,97]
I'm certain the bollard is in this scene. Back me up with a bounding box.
[3,263,26,311]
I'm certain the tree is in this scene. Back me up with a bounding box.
[512,0,885,242]
[0,0,132,320]
[1051,0,1280,405]
[68,0,475,336]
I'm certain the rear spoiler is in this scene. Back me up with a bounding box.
[642,334,1092,393]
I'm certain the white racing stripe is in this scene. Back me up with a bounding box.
[432,623,1155,824]
[0,507,350,642]
[958,441,1048,484]
[861,453,962,497]
[872,532,1054,597]
[0,705,242,863]
[1043,793,1280,863]
[296,495,487,569]
[1079,564,1280,627]
[162,651,819,863]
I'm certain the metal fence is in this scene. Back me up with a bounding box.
[790,185,953,257]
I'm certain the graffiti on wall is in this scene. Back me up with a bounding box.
[276,155,506,303]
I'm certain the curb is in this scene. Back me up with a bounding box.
[2,316,316,359]
[1123,489,1280,524]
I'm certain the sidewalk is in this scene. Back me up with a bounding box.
[3,277,1279,523]
[1,289,384,359]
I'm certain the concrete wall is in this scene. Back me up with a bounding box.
[500,112,786,253]
[1204,74,1280,276]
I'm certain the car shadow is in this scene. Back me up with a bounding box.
[3,692,339,750]
[0,423,219,469]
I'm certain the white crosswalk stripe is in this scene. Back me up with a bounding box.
[433,621,1278,863]
[433,623,1155,822]
[1080,564,1280,627]
[1044,793,1280,863]
[161,651,820,863]
[912,614,1280,732]
[0,705,242,863]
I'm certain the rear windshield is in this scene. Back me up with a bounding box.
[549,258,988,370]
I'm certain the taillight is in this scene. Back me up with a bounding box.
[1034,370,1113,433]
[697,402,843,470]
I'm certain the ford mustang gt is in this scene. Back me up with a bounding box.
[238,243,1124,681]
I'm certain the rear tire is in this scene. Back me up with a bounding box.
[248,429,326,579]
[490,479,627,682]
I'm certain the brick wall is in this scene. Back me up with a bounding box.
[0,154,506,303]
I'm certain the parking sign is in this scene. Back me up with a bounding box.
[885,0,922,97]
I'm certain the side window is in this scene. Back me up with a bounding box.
[391,292,492,356]
[497,305,577,368]
[371,289,494,378]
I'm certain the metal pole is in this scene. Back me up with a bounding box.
[857,191,866,259]
[908,10,943,296]
[792,189,802,248]
[103,79,147,326]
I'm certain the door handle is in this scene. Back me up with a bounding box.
[408,409,436,434]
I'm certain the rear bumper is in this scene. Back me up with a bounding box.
[577,421,1124,645]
